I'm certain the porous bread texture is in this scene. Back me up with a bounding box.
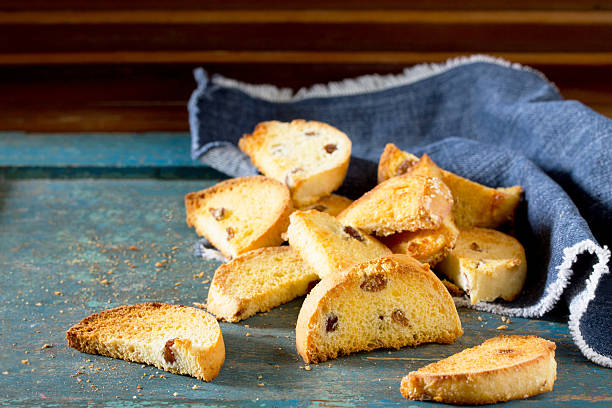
[66,303,225,381]
[377,143,419,183]
[337,174,453,236]
[437,227,527,304]
[286,210,392,279]
[401,335,556,405]
[377,144,522,229]
[206,246,319,322]
[297,194,353,217]
[296,255,463,363]
[381,216,459,267]
[185,176,293,259]
[239,120,352,206]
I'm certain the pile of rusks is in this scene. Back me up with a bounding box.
[67,120,557,405]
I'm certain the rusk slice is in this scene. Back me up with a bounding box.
[381,216,459,267]
[66,303,225,381]
[296,255,463,363]
[377,144,522,229]
[297,194,353,217]
[401,335,556,405]
[185,176,293,259]
[437,227,527,304]
[337,174,453,236]
[286,210,392,279]
[239,120,352,206]
[206,246,320,322]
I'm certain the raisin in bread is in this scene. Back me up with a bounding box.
[286,209,391,279]
[377,143,419,183]
[185,176,293,259]
[337,174,453,236]
[296,255,463,363]
[437,227,527,304]
[206,246,319,322]
[381,216,459,267]
[377,144,522,229]
[297,194,353,217]
[66,303,225,381]
[401,335,556,405]
[239,120,352,206]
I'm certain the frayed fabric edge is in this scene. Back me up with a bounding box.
[453,239,611,367]
[209,54,555,103]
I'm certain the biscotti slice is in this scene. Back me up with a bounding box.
[66,303,225,381]
[377,143,419,183]
[185,176,293,259]
[401,335,556,405]
[296,255,463,363]
[381,216,459,267]
[297,194,353,217]
[239,120,352,206]
[337,174,453,236]
[286,209,392,279]
[377,144,522,229]
[206,246,320,322]
[437,227,527,304]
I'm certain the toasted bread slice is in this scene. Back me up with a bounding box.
[401,335,556,405]
[66,303,225,381]
[377,144,522,229]
[239,120,352,206]
[206,246,319,322]
[337,174,453,236]
[286,210,392,279]
[437,227,527,304]
[381,216,459,267]
[297,194,353,217]
[377,143,419,183]
[296,255,463,363]
[185,176,293,259]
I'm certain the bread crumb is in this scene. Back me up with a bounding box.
[2,371,8,375]
[41,344,52,349]
[304,365,311,371]
[192,385,200,389]
[257,375,262,379]
[257,383,264,387]
[21,359,29,365]
[54,291,62,296]
[497,325,508,330]
[129,246,140,251]
[193,302,207,309]
[245,333,251,337]
[477,316,482,321]
[201,280,210,284]
[173,392,178,397]
[244,325,250,328]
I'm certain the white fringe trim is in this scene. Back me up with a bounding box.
[453,239,611,367]
[568,241,612,367]
[210,54,552,103]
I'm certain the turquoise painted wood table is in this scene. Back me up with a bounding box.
[0,133,610,407]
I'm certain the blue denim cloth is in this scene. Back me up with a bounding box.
[188,58,612,367]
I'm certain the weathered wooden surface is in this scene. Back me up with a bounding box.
[0,134,611,407]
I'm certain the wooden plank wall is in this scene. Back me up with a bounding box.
[1,1,611,132]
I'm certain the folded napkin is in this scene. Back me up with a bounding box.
[188,55,611,368]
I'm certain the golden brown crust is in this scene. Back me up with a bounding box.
[381,215,459,267]
[206,246,319,322]
[67,303,225,381]
[239,120,352,206]
[296,255,463,363]
[337,174,453,236]
[377,143,419,183]
[184,176,293,258]
[401,335,556,405]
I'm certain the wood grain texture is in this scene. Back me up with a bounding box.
[0,176,610,406]
[1,3,611,131]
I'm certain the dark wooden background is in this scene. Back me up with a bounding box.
[1,1,612,132]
